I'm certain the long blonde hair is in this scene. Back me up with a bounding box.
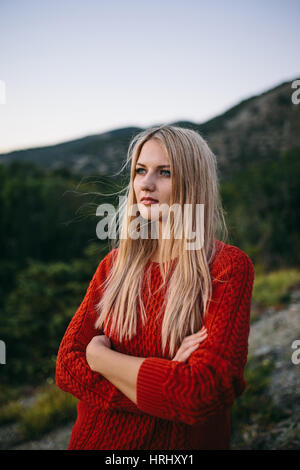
[95,125,228,358]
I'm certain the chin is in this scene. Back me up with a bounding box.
[138,203,171,225]
[138,203,161,222]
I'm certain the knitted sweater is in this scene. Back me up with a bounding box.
[55,240,254,450]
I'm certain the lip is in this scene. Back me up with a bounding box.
[141,197,159,204]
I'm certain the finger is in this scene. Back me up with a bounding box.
[196,330,208,338]
[181,340,204,359]
[183,328,206,343]
[181,333,208,350]
[173,332,208,361]
[193,331,207,341]
[196,327,207,335]
[186,335,207,347]
[189,328,207,339]
[181,343,201,362]
[185,333,208,347]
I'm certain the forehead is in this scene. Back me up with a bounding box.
[137,139,170,165]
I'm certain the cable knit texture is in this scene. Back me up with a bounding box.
[55,240,254,450]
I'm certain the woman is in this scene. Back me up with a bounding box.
[55,125,254,450]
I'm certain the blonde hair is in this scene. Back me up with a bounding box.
[95,125,228,358]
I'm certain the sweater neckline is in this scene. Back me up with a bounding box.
[147,240,223,266]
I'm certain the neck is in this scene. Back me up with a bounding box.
[150,240,179,263]
[149,219,179,262]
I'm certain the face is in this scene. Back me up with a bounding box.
[133,138,172,222]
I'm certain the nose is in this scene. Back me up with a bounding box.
[140,171,156,191]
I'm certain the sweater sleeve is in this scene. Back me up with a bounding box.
[55,249,143,414]
[136,247,255,425]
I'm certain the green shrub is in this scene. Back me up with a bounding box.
[231,355,287,430]
[0,400,23,426]
[0,242,107,386]
[252,268,300,309]
[16,382,77,441]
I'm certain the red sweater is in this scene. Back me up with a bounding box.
[55,240,254,450]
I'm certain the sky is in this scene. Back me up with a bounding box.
[0,0,299,153]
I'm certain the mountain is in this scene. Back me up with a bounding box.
[1,78,299,179]
[0,127,142,178]
[194,78,300,178]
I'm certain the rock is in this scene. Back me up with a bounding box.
[10,423,73,450]
[234,289,300,449]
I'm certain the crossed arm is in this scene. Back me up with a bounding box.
[56,248,254,424]
[55,252,207,413]
[55,255,146,414]
[85,335,145,405]
[84,325,208,404]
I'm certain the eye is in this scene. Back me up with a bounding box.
[135,168,171,177]
[160,169,171,177]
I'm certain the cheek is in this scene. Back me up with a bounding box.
[133,179,138,194]
[164,181,172,201]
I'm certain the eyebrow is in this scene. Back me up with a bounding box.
[136,163,170,168]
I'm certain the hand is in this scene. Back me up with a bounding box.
[172,326,208,362]
[86,334,111,372]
